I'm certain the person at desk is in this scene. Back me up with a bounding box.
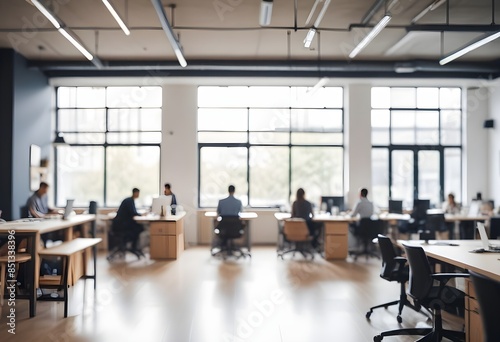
[113,188,144,255]
[291,188,319,248]
[350,188,375,219]
[26,182,57,218]
[217,185,243,216]
[163,183,177,214]
[443,193,460,239]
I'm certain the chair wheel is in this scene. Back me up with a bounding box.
[397,315,402,323]
[374,335,383,342]
[366,311,372,319]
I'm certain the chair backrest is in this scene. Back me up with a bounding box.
[489,217,500,239]
[388,200,403,214]
[377,234,399,279]
[412,199,430,220]
[357,218,383,239]
[426,213,445,232]
[469,270,500,341]
[402,243,434,301]
[89,201,98,238]
[216,216,244,239]
[20,205,29,218]
[283,218,310,242]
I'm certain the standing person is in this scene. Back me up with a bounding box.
[291,188,319,248]
[26,182,57,218]
[113,188,144,255]
[217,185,243,216]
[164,183,177,214]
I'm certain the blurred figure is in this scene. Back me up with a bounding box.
[217,185,243,216]
[443,193,460,239]
[292,188,319,248]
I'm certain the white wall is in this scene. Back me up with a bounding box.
[488,81,500,209]
[162,85,199,245]
[464,87,490,204]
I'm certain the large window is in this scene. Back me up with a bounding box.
[371,87,462,209]
[55,86,162,207]
[198,86,344,208]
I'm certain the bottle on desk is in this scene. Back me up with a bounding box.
[160,205,165,217]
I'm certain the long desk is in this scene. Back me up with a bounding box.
[135,212,186,259]
[0,214,95,317]
[399,239,500,342]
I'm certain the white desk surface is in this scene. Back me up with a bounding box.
[204,211,258,219]
[399,239,500,282]
[0,214,96,234]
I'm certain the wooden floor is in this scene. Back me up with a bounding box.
[1,247,463,342]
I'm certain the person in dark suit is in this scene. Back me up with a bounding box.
[113,188,144,254]
[164,183,177,214]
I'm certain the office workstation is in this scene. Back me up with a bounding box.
[2,0,500,341]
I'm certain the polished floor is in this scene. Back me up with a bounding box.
[0,247,463,342]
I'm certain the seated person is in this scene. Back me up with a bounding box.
[217,185,243,216]
[112,188,144,255]
[443,193,460,239]
[349,188,377,246]
[163,183,177,214]
[26,182,57,218]
[291,188,319,248]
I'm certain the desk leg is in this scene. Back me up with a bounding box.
[26,234,37,317]
[247,221,251,253]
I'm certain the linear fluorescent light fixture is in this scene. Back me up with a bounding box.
[349,14,392,58]
[307,77,329,94]
[304,28,316,48]
[411,0,446,24]
[151,0,187,67]
[439,31,500,65]
[259,0,273,26]
[31,0,98,64]
[102,0,130,35]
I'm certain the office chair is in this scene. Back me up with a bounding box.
[404,199,429,238]
[211,216,250,259]
[419,213,446,242]
[107,220,144,261]
[352,218,383,261]
[469,270,500,342]
[374,243,468,342]
[489,217,500,239]
[366,235,421,323]
[278,218,315,260]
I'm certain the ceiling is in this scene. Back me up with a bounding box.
[1,0,500,78]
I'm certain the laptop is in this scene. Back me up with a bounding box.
[473,222,500,253]
[62,199,75,220]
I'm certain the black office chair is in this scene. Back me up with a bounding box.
[278,218,315,260]
[489,216,500,239]
[469,270,500,342]
[211,216,250,259]
[403,199,430,237]
[374,243,468,341]
[367,235,421,323]
[107,219,144,261]
[419,213,446,242]
[352,218,383,260]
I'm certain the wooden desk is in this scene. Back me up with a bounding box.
[399,239,500,342]
[0,214,95,317]
[274,213,356,260]
[135,212,186,260]
[204,212,258,252]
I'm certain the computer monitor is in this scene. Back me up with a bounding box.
[321,196,345,214]
[412,199,430,219]
[152,196,172,216]
[62,199,74,220]
[388,200,403,214]
[468,200,481,217]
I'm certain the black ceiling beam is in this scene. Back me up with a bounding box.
[361,0,386,25]
[406,24,500,32]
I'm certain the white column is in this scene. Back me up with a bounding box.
[345,84,372,208]
[162,85,199,244]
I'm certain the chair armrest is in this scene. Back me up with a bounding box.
[394,256,407,267]
[432,272,469,286]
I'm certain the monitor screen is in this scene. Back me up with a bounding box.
[412,199,430,219]
[152,196,172,215]
[388,200,403,214]
[321,196,345,213]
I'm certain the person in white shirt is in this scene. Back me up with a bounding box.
[350,188,376,218]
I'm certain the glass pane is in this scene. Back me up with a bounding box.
[291,109,342,131]
[371,110,390,128]
[199,147,248,207]
[291,132,343,145]
[76,87,106,108]
[440,88,461,109]
[418,151,440,207]
[108,109,161,132]
[247,87,291,107]
[392,110,415,128]
[58,109,106,132]
[57,87,76,108]
[198,108,248,131]
[291,87,343,108]
[106,146,160,207]
[391,150,414,209]
[416,111,439,128]
[371,87,390,109]
[372,129,390,145]
[371,148,389,209]
[416,130,439,145]
[198,86,249,107]
[249,109,289,131]
[441,110,461,129]
[441,130,461,145]
[106,132,161,144]
[391,88,416,108]
[106,86,162,108]
[392,129,415,145]
[291,147,343,208]
[417,88,439,108]
[249,147,289,207]
[62,133,106,144]
[56,146,104,207]
[249,132,290,144]
[444,148,461,203]
[197,132,247,143]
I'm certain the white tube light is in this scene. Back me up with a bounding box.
[439,31,500,65]
[305,0,321,26]
[259,0,273,26]
[349,14,392,58]
[303,28,316,48]
[411,0,446,24]
[31,0,61,28]
[151,0,187,67]
[58,28,94,61]
[102,0,130,35]
[313,0,331,28]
